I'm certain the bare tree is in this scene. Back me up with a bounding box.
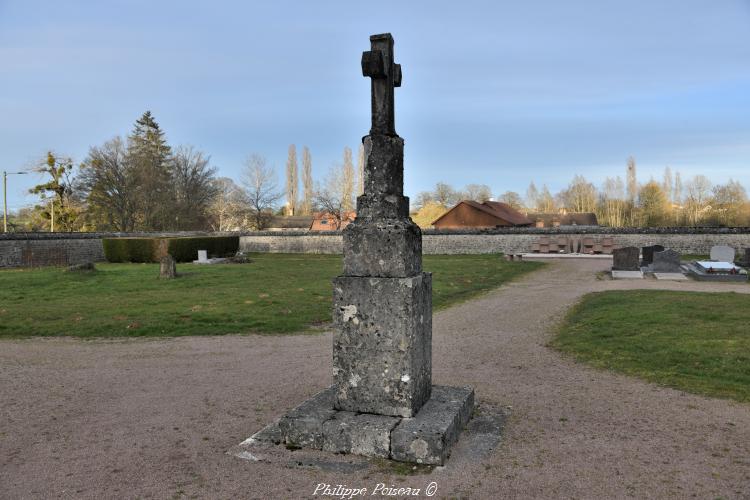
[625,156,638,225]
[662,166,673,204]
[525,182,539,211]
[684,175,713,226]
[711,179,747,226]
[638,180,669,227]
[208,177,248,231]
[171,145,218,230]
[498,191,524,210]
[301,146,314,215]
[433,182,459,207]
[673,171,683,205]
[357,143,365,196]
[626,156,638,203]
[464,184,493,203]
[598,176,626,227]
[285,144,298,215]
[79,137,135,231]
[538,184,556,213]
[559,175,597,213]
[313,166,346,229]
[342,147,355,211]
[242,154,282,229]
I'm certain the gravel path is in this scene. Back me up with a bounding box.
[2,259,749,499]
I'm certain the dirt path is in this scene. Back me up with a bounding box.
[2,259,749,499]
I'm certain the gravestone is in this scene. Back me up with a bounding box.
[612,247,639,271]
[197,250,208,262]
[641,245,665,265]
[252,33,474,465]
[710,245,735,263]
[652,249,682,273]
[740,248,750,267]
[159,254,177,279]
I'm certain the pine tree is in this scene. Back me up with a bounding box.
[127,111,173,230]
[285,144,298,215]
[301,146,313,215]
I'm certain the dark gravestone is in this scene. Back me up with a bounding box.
[642,245,665,265]
[159,254,177,279]
[652,249,682,273]
[612,247,640,271]
[740,248,750,267]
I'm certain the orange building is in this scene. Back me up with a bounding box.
[309,211,356,231]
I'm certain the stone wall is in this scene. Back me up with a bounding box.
[240,228,750,256]
[0,235,105,268]
[0,231,233,268]
[2,228,750,268]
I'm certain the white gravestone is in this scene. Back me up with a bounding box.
[197,250,208,262]
[710,245,735,263]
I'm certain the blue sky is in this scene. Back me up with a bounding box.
[1,0,749,211]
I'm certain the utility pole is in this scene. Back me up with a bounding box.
[3,170,27,233]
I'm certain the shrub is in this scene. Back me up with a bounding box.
[103,238,158,263]
[166,236,239,262]
[103,236,239,263]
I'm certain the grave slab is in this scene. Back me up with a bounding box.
[611,270,644,279]
[654,272,688,281]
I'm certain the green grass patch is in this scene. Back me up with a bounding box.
[0,253,542,338]
[552,290,750,402]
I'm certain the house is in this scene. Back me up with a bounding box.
[431,200,533,229]
[526,212,598,227]
[309,211,356,231]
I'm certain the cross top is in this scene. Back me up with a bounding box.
[362,33,402,136]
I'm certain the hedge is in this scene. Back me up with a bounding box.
[166,236,239,262]
[103,236,238,263]
[102,238,158,263]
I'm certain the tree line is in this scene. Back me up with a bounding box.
[412,156,750,228]
[12,111,364,232]
[11,114,749,231]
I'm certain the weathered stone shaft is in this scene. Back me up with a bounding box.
[333,32,432,418]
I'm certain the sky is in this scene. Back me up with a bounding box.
[1,0,749,212]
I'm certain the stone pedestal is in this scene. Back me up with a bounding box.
[333,273,432,417]
[270,385,474,465]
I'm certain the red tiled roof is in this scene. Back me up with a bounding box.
[432,200,533,226]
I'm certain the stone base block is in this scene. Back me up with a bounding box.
[390,386,474,465]
[333,273,432,417]
[342,218,421,277]
[273,385,474,466]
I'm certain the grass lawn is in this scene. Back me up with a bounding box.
[552,290,750,402]
[0,253,542,338]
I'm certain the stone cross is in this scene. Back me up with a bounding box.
[362,33,402,136]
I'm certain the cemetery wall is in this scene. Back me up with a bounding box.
[2,228,750,268]
[239,228,750,256]
[0,231,231,268]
